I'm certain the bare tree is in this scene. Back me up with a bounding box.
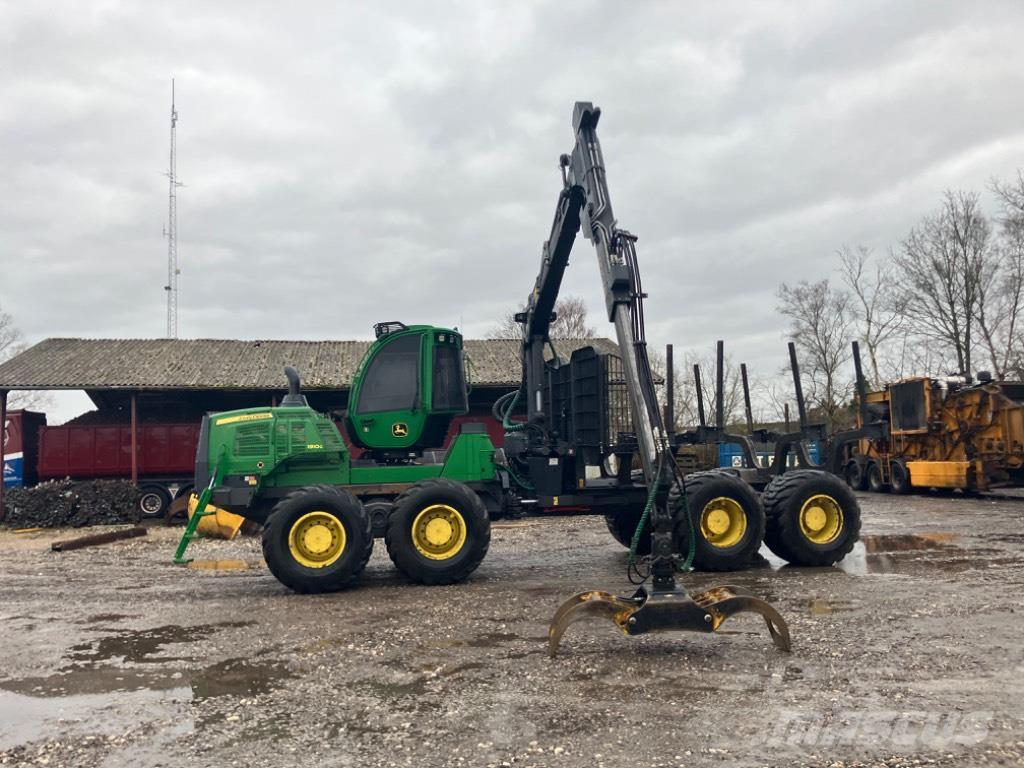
[487,294,597,339]
[0,304,19,362]
[649,345,745,430]
[893,191,991,377]
[837,245,902,387]
[980,173,1024,378]
[776,279,853,430]
[0,303,50,411]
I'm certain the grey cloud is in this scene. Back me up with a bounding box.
[2,1,1023,422]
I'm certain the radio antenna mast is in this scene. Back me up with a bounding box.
[163,78,181,338]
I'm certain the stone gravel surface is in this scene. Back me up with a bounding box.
[1,491,1022,767]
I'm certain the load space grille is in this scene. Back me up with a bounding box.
[545,346,633,465]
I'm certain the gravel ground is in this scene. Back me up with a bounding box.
[1,491,1023,767]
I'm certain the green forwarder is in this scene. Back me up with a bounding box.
[176,322,511,593]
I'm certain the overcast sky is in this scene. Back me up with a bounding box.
[3,1,1024,421]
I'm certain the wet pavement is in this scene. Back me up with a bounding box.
[1,491,1023,767]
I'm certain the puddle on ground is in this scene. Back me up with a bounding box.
[0,686,190,751]
[187,559,250,571]
[757,533,1014,576]
[190,657,294,699]
[808,598,855,615]
[834,533,1019,575]
[68,620,254,664]
[0,621,294,750]
[861,532,959,552]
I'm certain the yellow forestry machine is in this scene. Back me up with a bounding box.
[844,366,1024,494]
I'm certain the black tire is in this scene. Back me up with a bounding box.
[845,461,869,491]
[385,479,490,585]
[867,462,887,493]
[890,460,913,495]
[604,507,650,554]
[762,469,860,567]
[138,485,172,518]
[672,471,765,572]
[261,485,373,593]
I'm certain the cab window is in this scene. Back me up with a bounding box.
[355,334,421,413]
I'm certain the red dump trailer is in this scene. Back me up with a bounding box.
[5,409,506,520]
[3,410,200,518]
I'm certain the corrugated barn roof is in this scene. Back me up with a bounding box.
[0,337,618,391]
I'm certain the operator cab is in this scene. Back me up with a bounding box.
[346,322,468,459]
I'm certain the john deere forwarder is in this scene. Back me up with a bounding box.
[178,323,506,592]
[180,102,864,654]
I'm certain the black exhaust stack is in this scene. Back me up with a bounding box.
[280,366,309,407]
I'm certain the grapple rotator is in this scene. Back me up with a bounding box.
[547,494,791,657]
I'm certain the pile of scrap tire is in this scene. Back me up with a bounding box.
[2,480,142,528]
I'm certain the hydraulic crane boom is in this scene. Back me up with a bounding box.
[518,103,662,480]
[526,102,790,656]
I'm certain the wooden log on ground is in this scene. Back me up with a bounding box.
[51,527,147,552]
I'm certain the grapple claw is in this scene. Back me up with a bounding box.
[548,591,641,657]
[691,585,791,652]
[548,585,791,656]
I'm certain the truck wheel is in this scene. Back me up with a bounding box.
[845,461,869,491]
[138,485,171,518]
[867,462,887,493]
[762,470,860,566]
[890,460,913,495]
[261,485,373,593]
[385,478,490,585]
[672,471,765,572]
[604,508,650,554]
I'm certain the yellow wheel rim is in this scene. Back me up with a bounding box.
[699,496,747,549]
[412,504,467,561]
[288,511,347,568]
[799,494,843,545]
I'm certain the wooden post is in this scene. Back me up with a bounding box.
[0,390,7,523]
[130,392,138,486]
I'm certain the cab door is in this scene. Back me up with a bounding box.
[349,332,426,450]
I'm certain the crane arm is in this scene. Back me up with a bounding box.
[517,102,666,482]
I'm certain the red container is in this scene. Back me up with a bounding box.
[37,422,201,481]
